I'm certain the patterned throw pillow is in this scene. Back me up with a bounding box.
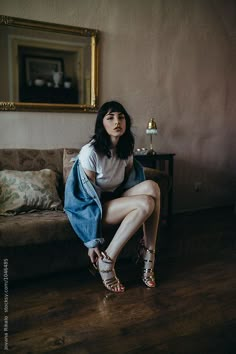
[63,148,80,184]
[0,169,63,215]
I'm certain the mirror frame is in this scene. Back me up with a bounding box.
[0,15,99,113]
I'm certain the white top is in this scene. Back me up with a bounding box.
[79,142,133,192]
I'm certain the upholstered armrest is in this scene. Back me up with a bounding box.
[143,167,171,199]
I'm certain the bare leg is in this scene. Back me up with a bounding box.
[122,180,160,250]
[98,180,160,290]
[97,194,155,289]
[102,194,155,261]
[122,180,160,287]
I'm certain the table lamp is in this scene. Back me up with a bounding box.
[146,118,158,155]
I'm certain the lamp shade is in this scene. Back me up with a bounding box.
[146,118,158,135]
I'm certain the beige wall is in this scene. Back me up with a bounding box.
[0,0,236,212]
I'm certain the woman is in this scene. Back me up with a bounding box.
[64,101,160,293]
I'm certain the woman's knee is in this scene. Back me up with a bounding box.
[137,195,155,216]
[143,180,160,200]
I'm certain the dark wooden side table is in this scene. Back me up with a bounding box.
[135,153,175,225]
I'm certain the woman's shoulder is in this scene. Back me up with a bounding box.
[79,141,98,171]
[80,141,96,155]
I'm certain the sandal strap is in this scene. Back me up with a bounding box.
[142,267,155,281]
[143,247,155,254]
[100,251,113,264]
[99,268,113,274]
[103,276,120,288]
[143,268,154,274]
[98,251,114,273]
[144,259,154,264]
[101,251,113,261]
[143,274,155,283]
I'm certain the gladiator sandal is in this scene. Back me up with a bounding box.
[137,240,156,288]
[141,247,156,288]
[95,251,125,293]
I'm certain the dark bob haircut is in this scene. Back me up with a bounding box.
[91,101,135,159]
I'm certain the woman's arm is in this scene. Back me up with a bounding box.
[82,168,102,263]
[125,155,134,179]
[83,168,96,184]
[88,247,102,264]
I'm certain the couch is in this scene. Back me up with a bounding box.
[0,148,170,282]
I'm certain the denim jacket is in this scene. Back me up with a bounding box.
[64,157,145,248]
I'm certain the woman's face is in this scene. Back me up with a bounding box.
[103,110,126,139]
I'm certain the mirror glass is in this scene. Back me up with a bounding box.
[0,15,99,112]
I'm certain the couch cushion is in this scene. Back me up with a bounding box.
[0,148,63,174]
[0,169,63,215]
[63,148,80,184]
[0,211,76,247]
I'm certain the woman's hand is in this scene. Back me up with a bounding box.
[88,247,102,265]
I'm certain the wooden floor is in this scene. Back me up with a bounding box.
[6,207,236,353]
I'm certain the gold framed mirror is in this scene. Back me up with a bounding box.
[0,15,99,112]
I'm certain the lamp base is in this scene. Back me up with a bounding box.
[147,148,156,155]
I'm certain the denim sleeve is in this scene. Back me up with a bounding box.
[84,238,105,248]
[64,160,104,248]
